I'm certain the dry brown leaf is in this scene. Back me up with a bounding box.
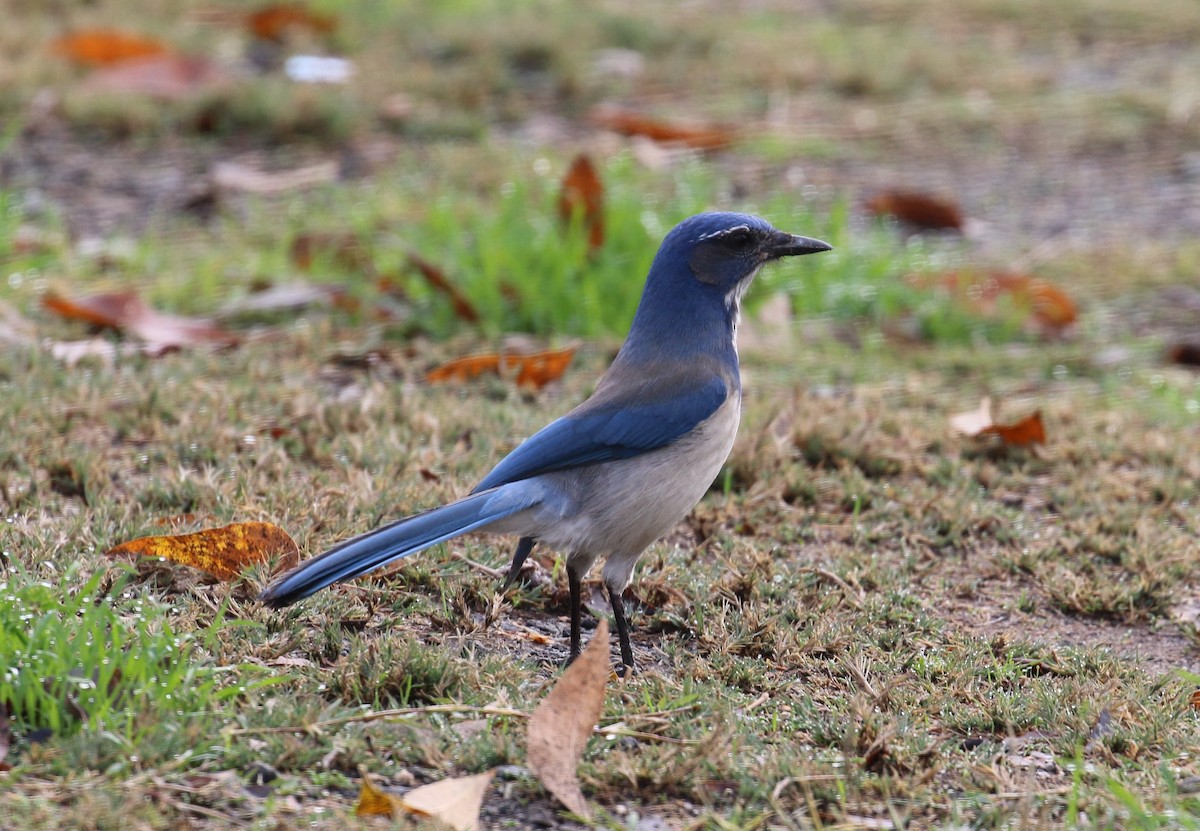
[405,252,480,324]
[950,398,1046,447]
[81,55,229,101]
[557,153,605,251]
[426,346,575,390]
[52,30,169,66]
[355,768,494,831]
[589,107,736,151]
[105,521,299,581]
[1190,689,1200,711]
[526,618,609,820]
[290,231,373,273]
[1166,342,1200,368]
[216,281,350,318]
[866,189,964,231]
[400,770,496,831]
[247,4,337,43]
[43,290,235,350]
[212,160,339,195]
[910,270,1077,335]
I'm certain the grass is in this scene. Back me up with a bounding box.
[3,0,1200,828]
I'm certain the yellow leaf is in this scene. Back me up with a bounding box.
[105,521,299,581]
[525,618,609,819]
[355,771,401,818]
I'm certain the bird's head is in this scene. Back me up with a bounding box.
[654,212,831,308]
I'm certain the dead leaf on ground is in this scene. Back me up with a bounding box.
[950,397,1046,447]
[247,4,338,43]
[216,280,352,318]
[43,290,236,350]
[52,30,170,66]
[557,153,605,251]
[105,521,299,581]
[0,705,11,772]
[426,346,576,390]
[1166,342,1200,368]
[909,270,1078,336]
[81,55,229,101]
[291,231,373,273]
[212,160,339,195]
[356,766,495,831]
[526,618,609,820]
[588,106,737,151]
[866,189,964,231]
[1190,690,1200,711]
[405,252,480,323]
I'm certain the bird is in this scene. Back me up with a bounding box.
[260,211,831,671]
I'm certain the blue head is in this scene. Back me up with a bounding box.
[623,212,831,360]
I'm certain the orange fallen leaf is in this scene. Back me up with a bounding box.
[52,30,170,66]
[950,398,1046,447]
[355,766,494,831]
[355,772,399,818]
[909,270,1077,335]
[43,290,235,350]
[1190,689,1200,711]
[526,618,609,819]
[588,107,736,151]
[557,153,605,251]
[105,521,299,581]
[866,189,964,231]
[406,252,480,324]
[81,54,228,101]
[246,4,337,42]
[426,346,576,390]
[290,231,373,273]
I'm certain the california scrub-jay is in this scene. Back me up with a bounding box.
[260,211,831,671]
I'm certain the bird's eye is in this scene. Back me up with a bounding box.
[722,228,754,252]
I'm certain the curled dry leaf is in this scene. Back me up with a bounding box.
[557,153,605,251]
[212,160,339,195]
[1166,342,1200,368]
[909,270,1077,336]
[950,397,1046,447]
[290,231,373,273]
[52,30,170,66]
[355,766,495,831]
[105,521,300,581]
[43,290,236,350]
[426,346,576,390]
[247,4,338,43]
[405,252,480,324]
[588,106,736,151]
[866,189,964,231]
[526,618,610,820]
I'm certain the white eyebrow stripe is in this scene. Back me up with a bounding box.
[698,224,752,241]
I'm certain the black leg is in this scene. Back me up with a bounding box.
[501,536,536,591]
[608,583,635,675]
[567,567,583,663]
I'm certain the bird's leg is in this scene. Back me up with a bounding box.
[501,536,536,591]
[607,583,635,675]
[567,566,583,664]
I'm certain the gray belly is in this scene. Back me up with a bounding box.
[502,393,741,586]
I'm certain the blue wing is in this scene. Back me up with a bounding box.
[471,368,731,493]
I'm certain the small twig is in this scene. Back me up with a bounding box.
[452,551,506,579]
[224,701,695,744]
[802,567,865,609]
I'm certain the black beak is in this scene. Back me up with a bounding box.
[767,231,832,259]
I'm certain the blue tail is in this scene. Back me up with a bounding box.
[259,485,536,607]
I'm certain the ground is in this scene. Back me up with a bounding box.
[1,1,1199,829]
